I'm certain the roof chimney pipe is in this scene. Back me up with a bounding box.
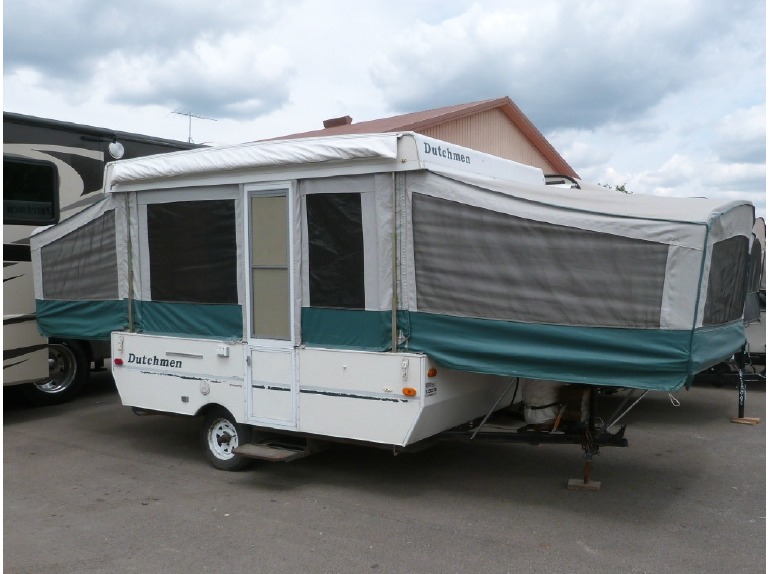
[323,115,353,128]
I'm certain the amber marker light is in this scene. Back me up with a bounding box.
[402,387,417,397]
[427,368,438,378]
[113,358,124,366]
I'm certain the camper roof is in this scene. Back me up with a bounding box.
[104,131,751,233]
[104,132,546,191]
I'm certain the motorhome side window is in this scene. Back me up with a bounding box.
[3,156,59,225]
[147,200,238,304]
[306,193,365,309]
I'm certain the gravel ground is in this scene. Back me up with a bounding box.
[3,372,765,574]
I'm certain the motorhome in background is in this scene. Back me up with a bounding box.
[3,112,197,405]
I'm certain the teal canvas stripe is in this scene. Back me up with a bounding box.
[301,308,392,350]
[405,312,695,391]
[134,301,243,339]
[298,309,745,391]
[35,299,128,340]
[690,320,745,373]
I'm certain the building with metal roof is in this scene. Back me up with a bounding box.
[270,96,578,178]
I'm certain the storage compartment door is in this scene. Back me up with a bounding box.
[249,347,295,426]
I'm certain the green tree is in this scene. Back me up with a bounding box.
[600,183,631,194]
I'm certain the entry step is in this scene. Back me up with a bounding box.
[233,440,326,462]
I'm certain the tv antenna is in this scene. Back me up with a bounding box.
[171,110,217,143]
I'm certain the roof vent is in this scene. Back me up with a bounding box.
[323,115,353,128]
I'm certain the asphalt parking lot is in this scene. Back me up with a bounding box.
[3,372,765,574]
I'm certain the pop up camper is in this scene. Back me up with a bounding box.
[31,132,755,470]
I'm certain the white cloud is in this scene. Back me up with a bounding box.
[98,34,294,119]
[369,0,764,131]
[3,0,765,215]
[714,105,766,164]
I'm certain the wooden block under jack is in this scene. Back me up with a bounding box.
[730,417,761,425]
[567,479,601,491]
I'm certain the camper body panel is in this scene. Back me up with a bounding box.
[407,364,515,444]
[296,347,425,445]
[112,333,245,416]
[112,332,508,446]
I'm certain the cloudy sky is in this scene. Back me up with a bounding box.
[4,0,766,215]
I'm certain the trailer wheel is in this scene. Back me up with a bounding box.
[201,408,252,471]
[20,340,89,406]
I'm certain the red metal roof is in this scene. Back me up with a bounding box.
[267,96,578,178]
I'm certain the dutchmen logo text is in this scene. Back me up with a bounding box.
[127,353,183,368]
[423,142,471,164]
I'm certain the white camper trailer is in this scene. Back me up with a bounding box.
[31,132,755,470]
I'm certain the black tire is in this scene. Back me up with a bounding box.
[200,407,252,471]
[705,361,739,388]
[20,340,89,406]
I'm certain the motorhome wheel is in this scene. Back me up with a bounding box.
[201,408,252,471]
[20,340,88,406]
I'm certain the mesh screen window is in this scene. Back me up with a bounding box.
[412,194,669,328]
[703,235,749,325]
[306,193,365,309]
[147,200,238,304]
[41,211,118,300]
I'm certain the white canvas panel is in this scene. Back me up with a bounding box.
[30,194,118,248]
[417,172,749,250]
[659,245,704,330]
[299,182,310,307]
[115,194,130,301]
[30,245,43,300]
[449,172,751,227]
[127,192,141,309]
[695,245,713,328]
[291,182,302,343]
[706,203,755,244]
[398,173,417,312]
[753,218,766,291]
[361,191,380,310]
[373,173,395,312]
[30,195,126,300]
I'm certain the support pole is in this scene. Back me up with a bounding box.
[731,351,762,425]
[583,450,593,484]
[568,422,601,491]
[568,449,601,491]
